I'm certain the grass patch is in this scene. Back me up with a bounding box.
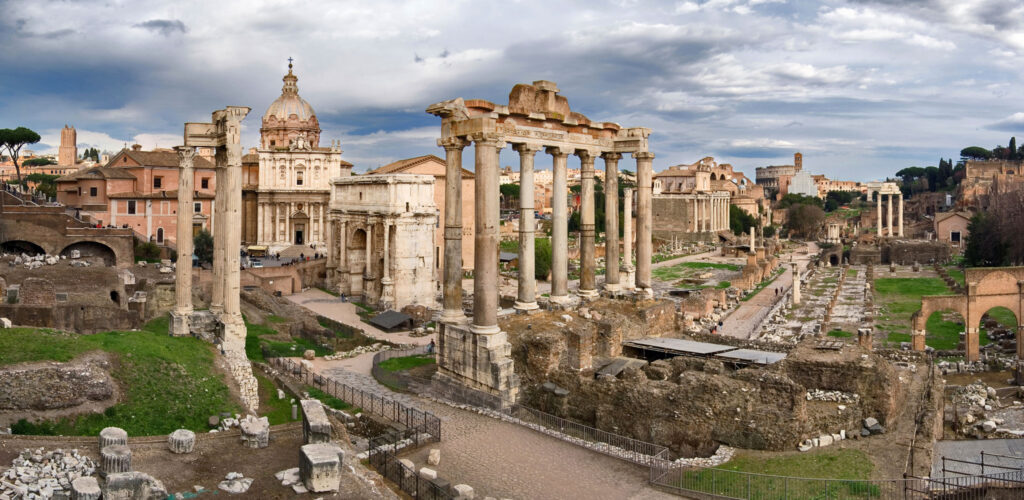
[266,315,288,323]
[499,240,519,252]
[246,319,333,362]
[256,372,293,425]
[827,329,853,338]
[673,449,875,498]
[654,261,740,281]
[847,269,858,277]
[946,268,965,287]
[5,318,239,436]
[378,354,435,372]
[306,386,360,413]
[874,277,956,348]
[316,287,340,297]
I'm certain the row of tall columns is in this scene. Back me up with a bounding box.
[874,193,905,238]
[437,135,653,332]
[690,197,727,232]
[170,146,196,336]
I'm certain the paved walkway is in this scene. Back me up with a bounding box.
[720,242,817,340]
[287,288,432,346]
[932,439,1024,477]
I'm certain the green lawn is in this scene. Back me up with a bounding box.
[875,277,993,349]
[378,354,436,372]
[671,449,876,498]
[246,318,333,363]
[256,372,294,425]
[847,269,858,277]
[653,261,741,281]
[266,314,288,323]
[827,329,853,338]
[4,317,240,436]
[306,386,360,413]
[946,267,965,287]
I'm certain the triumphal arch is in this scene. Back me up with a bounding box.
[913,267,1024,379]
[426,80,654,407]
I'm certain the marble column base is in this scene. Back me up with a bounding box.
[548,294,580,310]
[577,288,599,299]
[168,310,192,337]
[513,300,540,313]
[634,287,654,300]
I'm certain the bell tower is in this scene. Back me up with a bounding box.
[59,125,77,166]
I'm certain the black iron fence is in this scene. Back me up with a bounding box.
[268,356,441,441]
[367,428,453,500]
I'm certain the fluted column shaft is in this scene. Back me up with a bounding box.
[514,144,540,310]
[623,187,634,282]
[174,147,195,316]
[876,192,882,237]
[898,193,904,237]
[549,147,570,300]
[635,152,655,294]
[440,138,467,322]
[578,151,597,297]
[472,134,503,333]
[222,107,249,323]
[210,164,225,314]
[887,194,893,237]
[604,153,621,290]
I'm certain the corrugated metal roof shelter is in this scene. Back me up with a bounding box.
[717,349,787,365]
[622,337,735,361]
[369,310,413,331]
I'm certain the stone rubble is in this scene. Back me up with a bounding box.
[217,472,253,494]
[323,342,395,361]
[805,389,860,403]
[0,448,97,500]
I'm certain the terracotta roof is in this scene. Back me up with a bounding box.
[369,154,474,178]
[55,166,137,182]
[242,153,259,164]
[935,211,971,223]
[654,168,697,178]
[107,149,215,169]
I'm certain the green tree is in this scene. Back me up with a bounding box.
[1010,137,1017,160]
[785,204,825,239]
[194,229,214,265]
[23,157,55,167]
[960,146,993,161]
[729,205,757,236]
[24,173,59,198]
[777,193,823,209]
[964,212,1006,267]
[0,127,41,188]
[534,237,552,280]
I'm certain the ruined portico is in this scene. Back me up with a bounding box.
[168,106,258,412]
[866,182,903,238]
[426,81,654,407]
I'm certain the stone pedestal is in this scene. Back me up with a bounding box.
[100,444,131,477]
[168,429,195,454]
[71,477,101,500]
[169,310,191,337]
[857,329,873,351]
[301,399,332,444]
[99,427,128,449]
[300,443,343,493]
[911,330,926,352]
[240,415,270,448]
[434,322,519,408]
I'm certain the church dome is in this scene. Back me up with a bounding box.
[263,62,316,122]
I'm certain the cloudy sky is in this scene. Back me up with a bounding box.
[2,0,1022,181]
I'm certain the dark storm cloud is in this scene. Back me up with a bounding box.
[133,19,187,36]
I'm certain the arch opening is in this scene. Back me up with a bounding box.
[60,241,116,267]
[1,240,45,255]
[829,254,839,266]
[924,309,967,351]
[979,306,1015,349]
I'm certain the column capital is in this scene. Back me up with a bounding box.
[175,146,197,167]
[438,136,469,150]
[602,152,623,161]
[512,143,543,155]
[633,151,655,160]
[469,132,504,148]
[545,145,572,158]
[575,149,599,164]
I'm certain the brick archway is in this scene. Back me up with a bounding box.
[913,267,1024,363]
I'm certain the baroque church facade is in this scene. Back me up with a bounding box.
[245,62,352,250]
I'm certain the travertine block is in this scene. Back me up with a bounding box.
[300,443,342,493]
[300,399,332,444]
[240,415,270,448]
[102,471,168,500]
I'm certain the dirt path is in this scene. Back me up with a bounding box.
[720,242,817,339]
[287,288,432,346]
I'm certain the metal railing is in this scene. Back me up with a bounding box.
[368,429,453,499]
[268,356,441,442]
[506,404,672,468]
[651,461,1024,499]
[371,345,433,392]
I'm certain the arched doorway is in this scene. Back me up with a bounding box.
[290,210,309,245]
[829,254,839,267]
[60,241,117,266]
[979,306,1015,351]
[924,309,967,351]
[1,240,45,255]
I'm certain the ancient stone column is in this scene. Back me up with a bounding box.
[365,222,374,285]
[898,193,904,237]
[472,134,503,333]
[99,427,128,448]
[886,194,893,237]
[440,137,467,322]
[634,152,655,297]
[876,192,882,237]
[381,219,394,307]
[603,153,621,292]
[168,429,195,454]
[514,144,540,311]
[171,146,196,337]
[71,476,101,500]
[220,107,250,350]
[791,263,801,305]
[623,187,634,288]
[211,163,226,314]
[750,229,756,250]
[966,327,980,362]
[549,146,571,303]
[578,150,598,298]
[337,221,348,295]
[692,198,698,232]
[100,445,131,476]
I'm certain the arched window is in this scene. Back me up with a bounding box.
[156,227,164,243]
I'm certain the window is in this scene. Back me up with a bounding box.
[194,202,202,213]
[156,228,164,243]
[90,187,97,196]
[296,172,303,186]
[154,177,162,189]
[201,178,209,189]
[127,200,136,214]
[951,231,961,243]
